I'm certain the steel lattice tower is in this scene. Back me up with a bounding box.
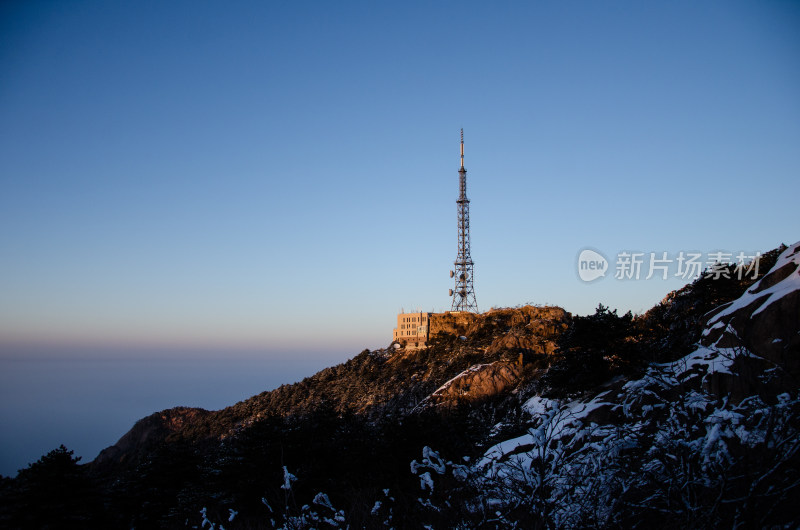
[450,129,478,312]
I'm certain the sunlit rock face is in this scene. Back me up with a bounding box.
[419,361,523,410]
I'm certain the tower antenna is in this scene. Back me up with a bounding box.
[460,128,464,169]
[450,129,478,312]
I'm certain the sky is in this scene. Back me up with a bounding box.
[1,0,799,360]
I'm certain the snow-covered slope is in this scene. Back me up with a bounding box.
[707,241,800,328]
[412,241,800,528]
[701,240,800,368]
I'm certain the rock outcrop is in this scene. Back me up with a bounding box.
[701,241,800,378]
[422,361,523,409]
[484,306,568,356]
[428,311,481,338]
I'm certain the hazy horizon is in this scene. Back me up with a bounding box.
[0,352,342,478]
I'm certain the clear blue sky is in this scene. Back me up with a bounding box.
[2,0,799,361]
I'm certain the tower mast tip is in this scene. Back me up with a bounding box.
[459,129,465,169]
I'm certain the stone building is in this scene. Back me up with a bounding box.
[392,311,430,347]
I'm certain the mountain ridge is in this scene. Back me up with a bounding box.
[92,305,572,471]
[90,243,790,475]
[4,241,795,528]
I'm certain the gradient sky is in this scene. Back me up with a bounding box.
[2,0,799,360]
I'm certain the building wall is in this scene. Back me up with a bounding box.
[393,312,430,345]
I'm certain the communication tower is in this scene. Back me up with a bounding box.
[449,129,478,312]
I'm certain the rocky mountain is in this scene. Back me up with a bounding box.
[92,305,570,470]
[1,241,796,529]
